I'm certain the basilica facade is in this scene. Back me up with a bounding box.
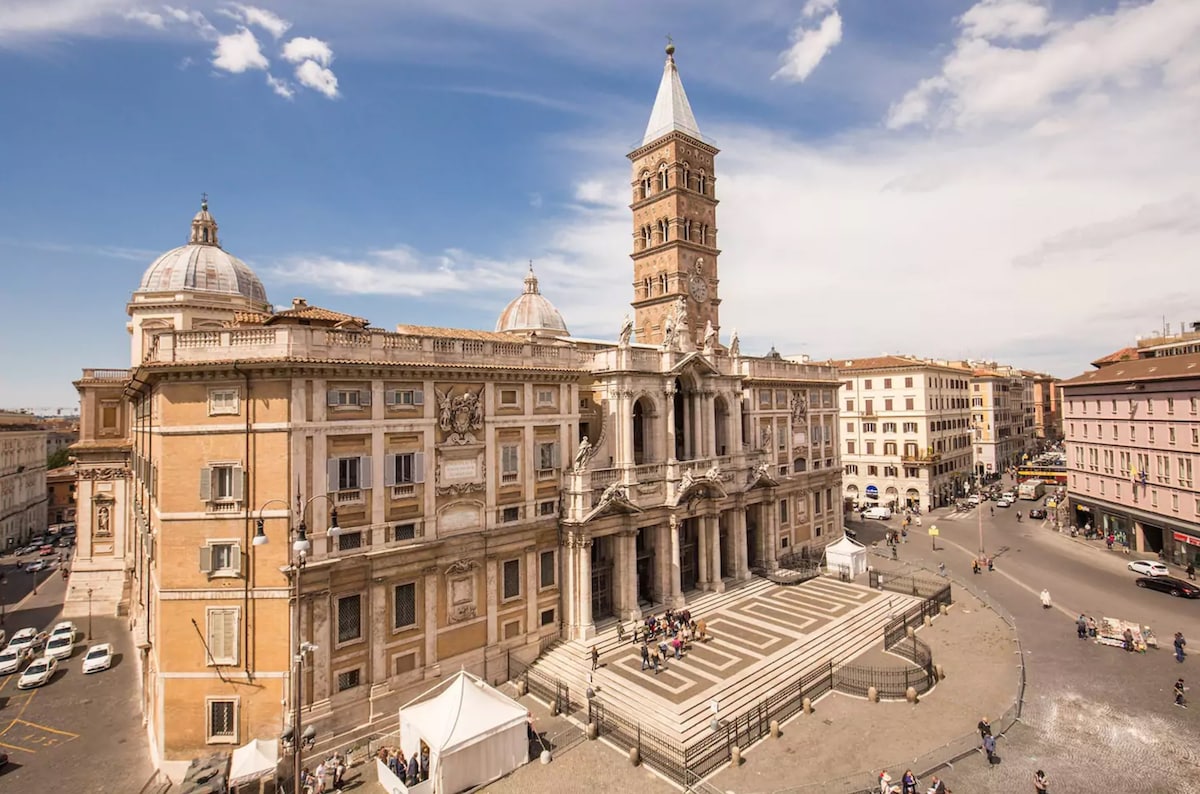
[69,46,843,766]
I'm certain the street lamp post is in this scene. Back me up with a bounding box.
[253,496,339,794]
[87,587,93,641]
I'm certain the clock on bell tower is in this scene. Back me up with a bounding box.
[628,44,722,348]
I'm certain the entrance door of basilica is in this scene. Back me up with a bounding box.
[636,551,655,605]
[680,520,699,592]
[592,562,613,620]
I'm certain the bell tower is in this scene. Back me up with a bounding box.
[628,43,721,348]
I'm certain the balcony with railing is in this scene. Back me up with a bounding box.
[79,368,132,381]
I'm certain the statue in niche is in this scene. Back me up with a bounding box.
[96,504,112,537]
[618,315,633,348]
[702,320,717,355]
[791,391,808,423]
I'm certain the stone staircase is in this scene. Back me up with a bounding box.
[526,575,913,745]
[61,567,128,618]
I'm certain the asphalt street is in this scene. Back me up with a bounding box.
[852,495,1200,794]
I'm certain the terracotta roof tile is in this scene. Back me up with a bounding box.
[1061,351,1200,387]
[824,355,965,374]
[1090,346,1138,368]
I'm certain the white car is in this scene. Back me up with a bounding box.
[17,655,57,689]
[864,506,893,520]
[43,633,74,661]
[0,647,31,675]
[6,628,44,656]
[49,621,77,640]
[996,498,1012,508]
[81,643,114,674]
[967,495,981,506]
[1128,560,1170,577]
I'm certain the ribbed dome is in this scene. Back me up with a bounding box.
[136,198,268,304]
[495,264,569,336]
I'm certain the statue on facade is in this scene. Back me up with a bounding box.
[791,391,808,423]
[729,328,740,357]
[661,309,678,351]
[96,505,112,537]
[702,320,717,355]
[435,386,485,445]
[573,436,596,472]
[618,314,634,348]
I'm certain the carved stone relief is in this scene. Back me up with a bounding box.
[435,386,485,445]
[78,467,129,481]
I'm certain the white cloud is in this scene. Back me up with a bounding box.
[281,35,333,66]
[294,58,339,98]
[266,72,294,98]
[272,247,517,298]
[212,27,268,73]
[573,180,609,204]
[888,0,1200,129]
[772,8,842,83]
[164,6,219,40]
[123,9,164,30]
[219,4,291,39]
[802,0,838,18]
[0,0,133,42]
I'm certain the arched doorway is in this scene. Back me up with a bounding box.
[632,396,655,465]
[714,395,730,457]
[905,488,920,510]
[845,484,859,503]
[884,486,899,510]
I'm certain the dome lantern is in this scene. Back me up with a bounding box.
[494,262,569,336]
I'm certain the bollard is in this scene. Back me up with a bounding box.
[906,626,916,639]
[551,701,560,717]
[515,680,528,697]
[923,615,932,628]
[906,686,919,704]
[770,720,781,738]
[628,747,641,767]
[730,746,743,768]
[935,664,945,681]
[867,686,879,703]
[586,722,598,741]
[540,749,552,765]
[802,697,813,715]
[939,604,948,616]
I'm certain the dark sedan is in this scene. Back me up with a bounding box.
[1135,575,1200,598]
[1029,508,1047,519]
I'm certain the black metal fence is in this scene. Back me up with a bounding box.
[588,699,687,783]
[767,553,822,585]
[882,587,950,648]
[869,570,951,601]
[508,654,575,716]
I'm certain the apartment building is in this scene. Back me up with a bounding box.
[830,357,973,511]
[1061,351,1200,566]
[0,412,48,548]
[47,463,77,525]
[966,367,1031,477]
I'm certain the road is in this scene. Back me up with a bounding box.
[851,499,1200,793]
[0,558,153,793]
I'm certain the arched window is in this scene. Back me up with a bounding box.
[682,163,691,190]
[658,164,669,191]
[659,273,668,294]
[642,226,652,249]
[698,171,707,195]
[644,277,652,297]
[700,223,709,246]
[658,218,669,243]
[681,219,691,242]
[640,172,652,199]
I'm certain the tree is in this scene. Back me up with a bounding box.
[47,448,71,470]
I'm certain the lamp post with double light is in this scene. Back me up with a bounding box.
[252,496,340,794]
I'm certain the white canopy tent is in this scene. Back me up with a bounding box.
[228,738,277,789]
[398,670,529,794]
[825,534,869,579]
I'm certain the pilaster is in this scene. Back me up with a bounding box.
[732,505,750,581]
[485,557,499,646]
[764,499,779,570]
[311,594,331,702]
[708,512,724,592]
[664,384,678,463]
[524,546,539,642]
[668,515,684,607]
[368,579,389,714]
[422,567,440,678]
[697,512,710,590]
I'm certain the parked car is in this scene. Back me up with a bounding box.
[49,621,78,641]
[17,655,58,689]
[1135,575,1200,598]
[864,506,893,520]
[43,633,74,662]
[81,643,114,674]
[967,494,981,506]
[38,546,56,557]
[25,560,47,573]
[1029,508,1047,519]
[1128,560,1171,577]
[0,647,32,675]
[6,628,47,656]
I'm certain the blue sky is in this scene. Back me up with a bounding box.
[2,0,1198,410]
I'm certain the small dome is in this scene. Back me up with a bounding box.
[136,197,268,305]
[495,264,569,336]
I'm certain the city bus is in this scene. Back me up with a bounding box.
[1017,466,1067,486]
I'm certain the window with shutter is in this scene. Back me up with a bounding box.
[206,607,239,665]
[199,545,214,573]
[383,454,397,487]
[412,452,425,483]
[199,466,213,502]
[359,389,371,406]
[359,455,372,489]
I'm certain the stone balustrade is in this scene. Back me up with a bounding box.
[80,368,132,381]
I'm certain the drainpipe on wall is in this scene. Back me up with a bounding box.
[234,362,253,682]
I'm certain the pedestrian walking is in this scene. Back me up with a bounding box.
[640,642,650,671]
[1187,561,1196,581]
[1034,769,1049,793]
[1175,678,1187,708]
[977,716,991,740]
[1175,632,1188,663]
[591,645,600,670]
[983,733,996,764]
[1076,614,1087,639]
[972,559,981,575]
[938,562,946,577]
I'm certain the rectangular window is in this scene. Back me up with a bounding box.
[327,456,370,492]
[762,389,774,408]
[337,669,361,692]
[779,498,789,524]
[206,607,239,666]
[846,440,856,454]
[537,441,561,471]
[883,378,892,389]
[884,398,893,411]
[327,388,370,407]
[501,445,520,484]
[862,422,876,433]
[502,506,520,523]
[337,531,362,551]
[865,441,875,454]
[846,422,855,432]
[903,422,917,433]
[864,399,874,414]
[386,452,425,486]
[536,388,557,407]
[391,523,417,542]
[541,608,556,627]
[867,464,878,476]
[904,377,913,388]
[540,550,556,588]
[1169,427,1176,445]
[844,381,854,392]
[385,388,424,407]
[208,388,239,416]
[337,594,362,644]
[845,399,853,412]
[882,422,896,433]
[503,559,521,600]
[199,542,242,576]
[864,380,873,390]
[1149,427,1155,443]
[500,388,519,407]
[207,699,237,743]
[393,583,416,630]
[200,464,244,504]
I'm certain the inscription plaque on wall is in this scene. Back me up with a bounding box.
[442,460,478,481]
[440,503,482,533]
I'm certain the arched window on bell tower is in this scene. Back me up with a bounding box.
[682,163,691,191]
[642,225,652,250]
[640,172,652,199]
[681,219,691,242]
[697,170,707,196]
[659,273,668,294]
[658,218,669,243]
[643,277,652,297]
[658,164,669,191]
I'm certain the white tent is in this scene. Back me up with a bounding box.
[398,670,529,794]
[228,738,277,788]
[825,534,869,579]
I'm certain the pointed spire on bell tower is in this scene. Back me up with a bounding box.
[642,40,703,146]
[523,260,540,294]
[189,193,220,247]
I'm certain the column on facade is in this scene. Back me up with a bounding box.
[664,385,678,462]
[668,515,684,607]
[763,499,779,569]
[311,595,331,702]
[562,532,576,636]
[708,512,724,592]
[577,535,594,639]
[697,513,710,590]
[692,393,704,458]
[614,527,639,620]
[732,393,745,453]
[485,557,499,646]
[524,546,539,640]
[731,505,750,581]
[681,393,692,459]
[704,391,717,459]
[422,567,439,675]
[369,580,388,686]
[614,388,633,469]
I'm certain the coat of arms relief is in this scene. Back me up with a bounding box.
[435,386,485,445]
